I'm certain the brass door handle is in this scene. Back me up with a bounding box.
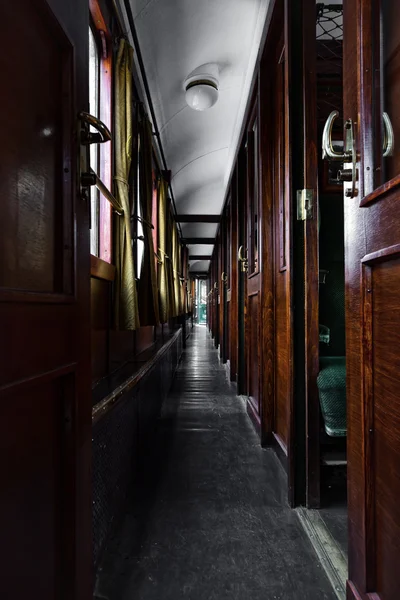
[322,111,345,161]
[323,109,394,161]
[322,112,357,198]
[238,245,246,261]
[79,111,112,145]
[383,112,394,158]
[238,246,248,273]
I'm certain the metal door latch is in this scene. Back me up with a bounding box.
[322,111,358,198]
[297,189,313,221]
[238,246,248,273]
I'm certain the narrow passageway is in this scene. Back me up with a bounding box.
[96,326,335,600]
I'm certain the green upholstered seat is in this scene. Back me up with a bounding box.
[317,357,346,437]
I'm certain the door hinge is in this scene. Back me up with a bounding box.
[297,189,313,221]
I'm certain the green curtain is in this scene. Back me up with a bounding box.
[113,39,140,330]
[137,114,160,326]
[157,178,170,323]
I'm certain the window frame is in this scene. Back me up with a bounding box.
[89,1,113,264]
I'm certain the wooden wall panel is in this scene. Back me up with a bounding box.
[91,278,110,382]
[136,326,155,355]
[247,291,260,418]
[92,330,183,569]
[364,256,400,597]
[274,29,292,452]
[1,372,77,598]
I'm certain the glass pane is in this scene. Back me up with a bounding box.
[89,27,99,255]
[136,135,144,278]
[199,279,207,324]
[379,0,400,184]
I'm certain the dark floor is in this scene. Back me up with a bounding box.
[95,326,336,600]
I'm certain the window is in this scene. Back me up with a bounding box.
[89,27,100,256]
[136,133,145,278]
[88,15,112,262]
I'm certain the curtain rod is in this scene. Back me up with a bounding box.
[121,0,183,241]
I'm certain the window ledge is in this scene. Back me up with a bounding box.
[91,254,116,282]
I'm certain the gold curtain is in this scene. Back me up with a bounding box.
[157,178,170,323]
[171,221,181,316]
[137,114,160,325]
[181,246,188,313]
[113,39,140,330]
[167,209,176,318]
[178,242,184,315]
[190,278,195,313]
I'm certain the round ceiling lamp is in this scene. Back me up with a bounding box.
[184,63,219,111]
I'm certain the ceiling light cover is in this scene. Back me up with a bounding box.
[184,63,219,111]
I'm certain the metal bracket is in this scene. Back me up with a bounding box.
[297,189,313,221]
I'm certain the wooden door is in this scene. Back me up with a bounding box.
[257,0,294,463]
[229,170,239,382]
[272,35,292,456]
[301,0,322,508]
[224,202,231,368]
[214,245,220,349]
[245,101,262,429]
[344,1,400,597]
[218,225,226,362]
[0,1,92,598]
[237,145,247,395]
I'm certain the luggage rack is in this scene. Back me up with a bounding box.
[316,4,343,135]
[316,3,343,43]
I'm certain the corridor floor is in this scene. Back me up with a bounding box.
[95,325,336,600]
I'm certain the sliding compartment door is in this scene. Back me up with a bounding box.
[344,1,400,598]
[0,0,92,597]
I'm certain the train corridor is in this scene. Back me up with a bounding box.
[95,325,336,600]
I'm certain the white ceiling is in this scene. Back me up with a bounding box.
[129,0,270,270]
[188,259,211,272]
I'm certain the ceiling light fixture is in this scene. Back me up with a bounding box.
[184,63,219,112]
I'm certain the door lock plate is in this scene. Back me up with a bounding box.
[297,189,313,221]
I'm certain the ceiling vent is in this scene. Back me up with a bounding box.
[184,63,219,111]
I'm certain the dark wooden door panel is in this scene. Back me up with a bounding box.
[0,0,74,296]
[344,0,400,596]
[275,285,289,447]
[360,248,400,599]
[272,33,291,452]
[1,304,75,387]
[247,290,260,417]
[1,370,76,598]
[0,0,91,597]
[245,100,262,428]
[229,169,239,381]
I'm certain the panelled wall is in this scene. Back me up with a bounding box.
[208,0,295,493]
[88,0,192,574]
